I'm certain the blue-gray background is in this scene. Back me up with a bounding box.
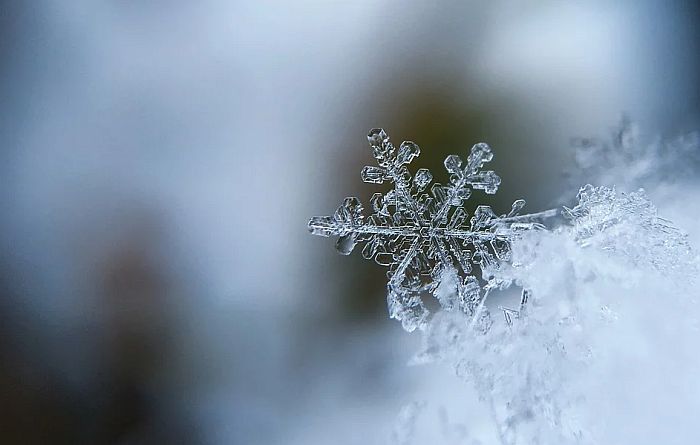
[0,1,698,444]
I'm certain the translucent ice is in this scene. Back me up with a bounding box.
[308,129,557,331]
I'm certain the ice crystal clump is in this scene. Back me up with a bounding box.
[308,129,557,331]
[564,184,695,276]
[408,183,698,445]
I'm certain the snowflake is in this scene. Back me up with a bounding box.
[308,129,557,331]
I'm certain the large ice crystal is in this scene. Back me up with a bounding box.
[308,129,557,331]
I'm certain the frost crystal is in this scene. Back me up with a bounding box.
[564,184,695,276]
[309,129,557,331]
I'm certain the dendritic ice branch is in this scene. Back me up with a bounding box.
[308,129,557,332]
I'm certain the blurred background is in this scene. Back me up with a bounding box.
[0,1,698,444]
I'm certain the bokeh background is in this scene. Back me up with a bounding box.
[1,1,698,444]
